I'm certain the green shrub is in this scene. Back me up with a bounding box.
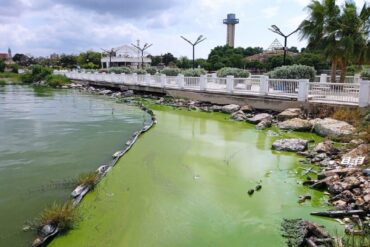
[31,65,53,82]
[45,74,70,88]
[10,64,19,73]
[108,67,131,74]
[182,68,206,77]
[40,201,77,233]
[361,69,370,80]
[0,80,7,85]
[160,68,181,76]
[145,67,157,75]
[216,67,250,78]
[20,73,34,84]
[0,60,5,73]
[268,64,316,81]
[132,69,147,74]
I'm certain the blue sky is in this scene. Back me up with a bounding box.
[0,0,367,58]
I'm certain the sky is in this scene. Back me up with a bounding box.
[0,0,368,58]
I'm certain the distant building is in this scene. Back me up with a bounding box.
[223,13,239,47]
[101,44,151,68]
[245,39,298,62]
[0,48,14,65]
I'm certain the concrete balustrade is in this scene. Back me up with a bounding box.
[55,70,370,107]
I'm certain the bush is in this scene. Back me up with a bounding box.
[216,67,250,78]
[160,67,181,76]
[331,108,361,127]
[10,64,19,73]
[268,64,316,81]
[0,60,5,73]
[182,68,206,77]
[40,201,77,233]
[145,67,157,75]
[20,73,34,84]
[45,74,71,88]
[31,65,53,82]
[361,69,370,80]
[0,80,7,85]
[132,69,147,74]
[108,67,131,74]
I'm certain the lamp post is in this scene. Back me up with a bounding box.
[268,25,299,65]
[101,48,118,68]
[131,42,153,69]
[180,35,206,69]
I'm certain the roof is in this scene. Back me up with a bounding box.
[245,50,298,62]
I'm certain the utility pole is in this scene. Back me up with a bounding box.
[268,25,299,65]
[131,42,153,69]
[180,35,206,69]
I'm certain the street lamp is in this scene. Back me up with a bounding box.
[268,25,299,65]
[131,42,153,69]
[101,48,118,68]
[180,35,206,69]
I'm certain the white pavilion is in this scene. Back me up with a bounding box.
[101,44,151,69]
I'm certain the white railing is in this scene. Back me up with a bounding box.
[268,79,299,97]
[55,70,370,107]
[309,82,360,104]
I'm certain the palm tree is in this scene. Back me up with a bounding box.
[300,0,369,83]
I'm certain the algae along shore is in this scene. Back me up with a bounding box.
[50,106,341,247]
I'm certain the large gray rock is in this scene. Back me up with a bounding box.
[313,118,356,138]
[240,105,253,113]
[277,108,302,121]
[246,113,272,124]
[313,140,335,154]
[256,119,272,130]
[278,118,312,131]
[231,110,247,121]
[221,104,240,114]
[272,138,309,152]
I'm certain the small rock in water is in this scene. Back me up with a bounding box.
[298,195,311,203]
[255,184,262,191]
[248,189,255,195]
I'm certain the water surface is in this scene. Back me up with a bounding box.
[51,106,340,247]
[0,85,148,246]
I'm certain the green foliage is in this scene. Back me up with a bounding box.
[294,52,329,72]
[216,67,250,78]
[361,69,370,80]
[77,51,101,69]
[40,201,77,232]
[20,65,52,84]
[10,64,19,73]
[108,67,131,74]
[268,64,316,81]
[208,45,262,70]
[0,80,7,85]
[145,67,157,75]
[265,55,294,70]
[60,54,77,69]
[182,68,206,77]
[77,171,99,188]
[160,68,181,76]
[132,69,147,74]
[176,56,191,69]
[20,73,34,84]
[45,74,71,88]
[0,59,5,73]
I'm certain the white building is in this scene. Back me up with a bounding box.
[101,45,151,69]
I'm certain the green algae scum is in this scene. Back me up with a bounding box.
[0,85,148,246]
[49,106,341,247]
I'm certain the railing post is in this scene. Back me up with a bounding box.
[298,79,309,102]
[132,73,138,85]
[226,75,234,93]
[359,79,370,107]
[200,75,206,91]
[259,75,269,95]
[144,74,150,85]
[177,74,184,89]
[320,74,327,83]
[354,74,360,84]
[160,74,166,88]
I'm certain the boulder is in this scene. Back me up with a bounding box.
[231,110,247,121]
[278,118,312,131]
[277,108,302,121]
[333,200,347,209]
[221,104,240,114]
[123,90,134,97]
[240,105,253,113]
[256,119,272,130]
[312,118,356,138]
[210,105,223,112]
[99,89,112,95]
[313,140,336,154]
[272,138,309,152]
[343,144,369,159]
[246,113,272,124]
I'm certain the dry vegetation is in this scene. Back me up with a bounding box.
[40,201,77,232]
[77,171,99,188]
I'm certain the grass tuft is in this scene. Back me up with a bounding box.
[40,201,77,232]
[77,171,99,188]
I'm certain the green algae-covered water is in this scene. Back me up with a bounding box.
[0,85,148,246]
[51,106,341,247]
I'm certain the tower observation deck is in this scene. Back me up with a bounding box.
[223,13,239,47]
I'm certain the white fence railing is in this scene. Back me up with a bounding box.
[56,70,370,107]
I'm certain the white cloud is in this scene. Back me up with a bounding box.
[262,6,280,18]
